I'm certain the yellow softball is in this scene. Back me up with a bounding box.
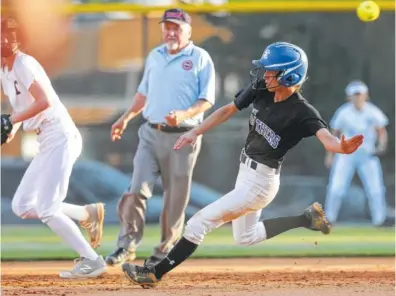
[357,1,381,22]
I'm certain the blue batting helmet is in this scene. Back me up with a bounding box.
[252,42,308,87]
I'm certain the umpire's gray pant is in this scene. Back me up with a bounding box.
[116,122,202,259]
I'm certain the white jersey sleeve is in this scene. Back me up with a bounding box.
[13,55,39,91]
[5,52,76,132]
[368,102,389,128]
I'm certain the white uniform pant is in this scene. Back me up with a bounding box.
[325,150,386,226]
[184,156,280,246]
[12,125,82,223]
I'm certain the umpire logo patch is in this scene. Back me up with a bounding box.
[182,60,193,71]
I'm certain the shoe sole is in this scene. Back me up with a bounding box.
[59,266,107,279]
[122,269,156,289]
[312,202,331,234]
[92,203,105,249]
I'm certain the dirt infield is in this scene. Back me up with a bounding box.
[2,258,395,296]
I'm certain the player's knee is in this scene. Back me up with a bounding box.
[11,199,32,219]
[326,184,346,198]
[184,213,208,245]
[368,185,386,198]
[36,207,55,224]
[11,199,25,218]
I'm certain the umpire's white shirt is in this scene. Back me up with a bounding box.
[330,102,388,154]
[1,51,74,132]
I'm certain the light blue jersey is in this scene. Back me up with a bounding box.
[138,42,216,127]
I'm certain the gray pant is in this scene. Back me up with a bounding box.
[116,122,202,259]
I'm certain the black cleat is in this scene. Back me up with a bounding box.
[304,202,331,234]
[122,263,159,289]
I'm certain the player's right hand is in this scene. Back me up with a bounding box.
[340,134,364,154]
[111,118,127,142]
[173,130,198,150]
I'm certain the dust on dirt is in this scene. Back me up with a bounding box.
[2,257,395,296]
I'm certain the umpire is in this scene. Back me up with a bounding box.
[106,8,216,267]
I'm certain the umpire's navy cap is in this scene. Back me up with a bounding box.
[159,8,192,25]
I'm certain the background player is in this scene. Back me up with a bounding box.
[324,80,388,226]
[121,42,364,288]
[1,18,106,278]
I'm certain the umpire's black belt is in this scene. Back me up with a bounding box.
[147,122,194,133]
[240,152,281,174]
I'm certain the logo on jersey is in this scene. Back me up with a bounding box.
[182,60,193,71]
[14,80,21,95]
[250,108,281,149]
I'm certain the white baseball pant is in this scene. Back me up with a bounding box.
[11,120,98,259]
[325,150,386,226]
[184,153,280,246]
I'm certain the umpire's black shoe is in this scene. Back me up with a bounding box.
[105,247,136,266]
[122,263,159,289]
[143,255,162,268]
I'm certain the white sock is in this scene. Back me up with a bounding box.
[62,203,89,221]
[46,212,98,260]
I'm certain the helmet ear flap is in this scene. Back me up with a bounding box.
[280,73,300,86]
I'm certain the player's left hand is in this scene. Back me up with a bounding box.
[373,145,386,156]
[340,134,364,154]
[173,130,198,150]
[165,110,186,127]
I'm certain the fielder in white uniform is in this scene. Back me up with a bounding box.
[324,80,388,226]
[1,18,106,278]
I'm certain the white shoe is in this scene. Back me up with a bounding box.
[59,256,107,279]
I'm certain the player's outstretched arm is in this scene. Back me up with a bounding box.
[173,102,238,150]
[316,128,364,154]
[10,81,51,124]
[324,128,340,168]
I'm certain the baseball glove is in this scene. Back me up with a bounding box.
[1,114,13,145]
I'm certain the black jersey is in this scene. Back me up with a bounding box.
[234,82,328,169]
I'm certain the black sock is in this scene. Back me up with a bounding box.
[154,237,198,279]
[263,214,310,239]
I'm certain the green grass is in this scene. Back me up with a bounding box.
[1,224,394,260]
